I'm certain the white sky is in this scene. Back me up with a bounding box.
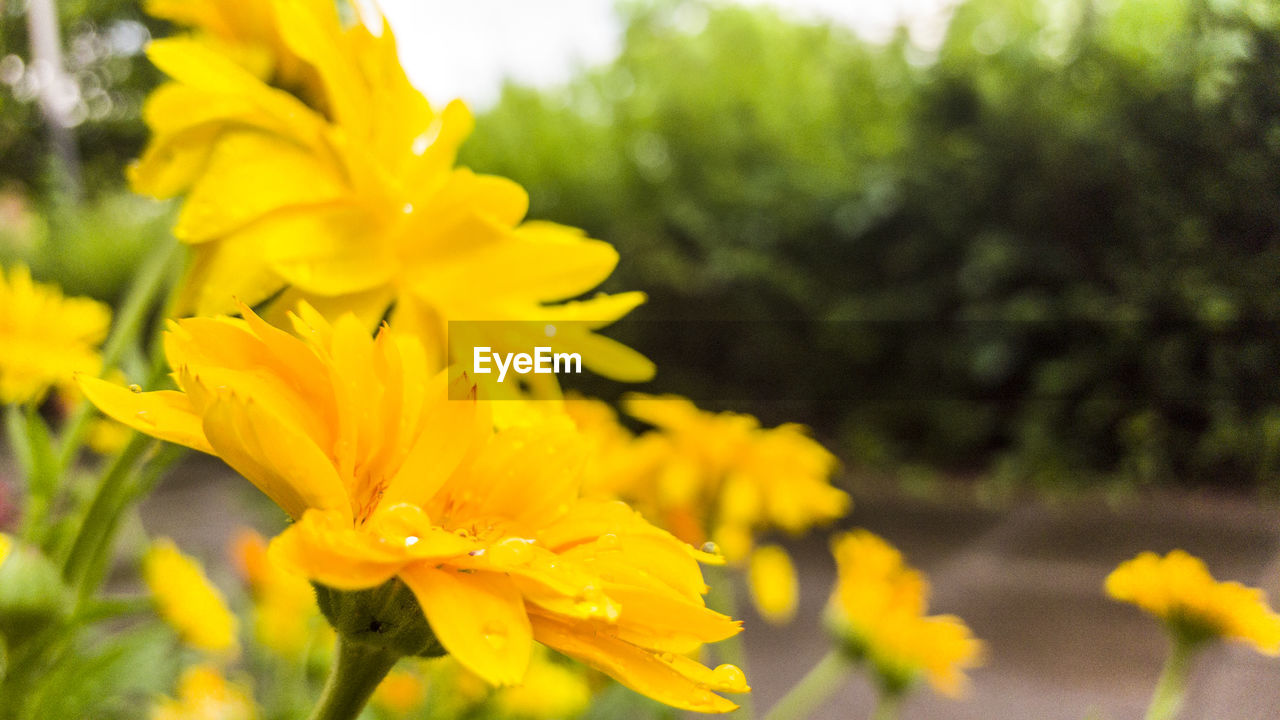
[377,0,955,109]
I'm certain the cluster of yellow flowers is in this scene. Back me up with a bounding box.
[134,0,652,386]
[86,305,747,712]
[827,530,983,698]
[18,1,1280,719]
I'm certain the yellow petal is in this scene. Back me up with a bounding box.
[530,612,741,714]
[199,388,349,520]
[263,203,397,296]
[174,129,346,242]
[269,508,473,590]
[400,565,532,686]
[76,376,213,454]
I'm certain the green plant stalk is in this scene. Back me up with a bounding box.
[59,432,152,589]
[706,564,756,718]
[870,690,903,720]
[307,637,402,720]
[76,443,188,604]
[54,238,179,477]
[9,405,56,542]
[1144,636,1200,720]
[764,649,851,720]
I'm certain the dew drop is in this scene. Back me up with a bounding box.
[712,664,747,690]
[701,541,721,556]
[404,535,419,547]
[482,624,509,649]
[402,203,414,214]
[127,384,142,393]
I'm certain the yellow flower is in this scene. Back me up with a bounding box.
[747,544,798,625]
[1106,550,1280,653]
[828,530,982,697]
[131,0,652,384]
[371,668,427,717]
[493,652,592,719]
[80,306,746,713]
[150,664,256,720]
[231,529,331,659]
[578,393,848,564]
[143,0,318,94]
[143,538,239,654]
[0,264,111,405]
[0,533,11,567]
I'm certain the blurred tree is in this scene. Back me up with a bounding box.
[464,0,1280,488]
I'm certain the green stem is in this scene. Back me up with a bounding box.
[75,442,187,603]
[870,690,903,720]
[764,649,852,720]
[59,432,152,587]
[307,637,402,720]
[1144,636,1200,720]
[55,238,178,475]
[706,564,756,718]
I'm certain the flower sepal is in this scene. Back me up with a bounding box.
[315,579,445,658]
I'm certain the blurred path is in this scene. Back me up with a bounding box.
[743,483,1280,720]
[130,461,1280,719]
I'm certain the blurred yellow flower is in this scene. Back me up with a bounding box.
[143,0,318,94]
[143,538,239,655]
[231,529,331,660]
[81,306,745,713]
[0,263,110,405]
[493,652,592,719]
[371,668,427,717]
[0,533,11,567]
[577,393,848,564]
[150,664,256,720]
[828,530,982,698]
[1106,550,1280,653]
[132,0,651,383]
[747,544,799,625]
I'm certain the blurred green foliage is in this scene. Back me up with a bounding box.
[1,0,167,301]
[463,0,1280,488]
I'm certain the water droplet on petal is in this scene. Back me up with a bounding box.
[402,203,414,214]
[404,535,419,547]
[712,664,747,691]
[127,384,142,393]
[701,541,721,556]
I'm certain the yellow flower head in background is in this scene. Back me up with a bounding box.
[132,0,652,384]
[371,667,428,717]
[0,533,11,567]
[0,264,110,405]
[143,538,239,655]
[579,393,848,564]
[828,530,982,698]
[747,544,799,625]
[492,652,593,719]
[231,529,331,660]
[150,664,257,720]
[81,306,747,713]
[1106,550,1280,653]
